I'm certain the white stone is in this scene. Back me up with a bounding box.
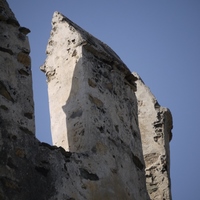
[134,72,173,200]
[41,11,150,200]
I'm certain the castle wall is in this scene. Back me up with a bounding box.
[0,1,172,199]
[0,0,34,138]
[41,11,150,200]
[134,73,172,200]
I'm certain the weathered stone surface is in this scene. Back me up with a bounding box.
[40,11,150,200]
[41,11,138,151]
[0,1,173,199]
[134,73,173,200]
[0,0,34,138]
[0,0,18,22]
[17,52,31,66]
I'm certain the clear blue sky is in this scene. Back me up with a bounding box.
[8,1,200,199]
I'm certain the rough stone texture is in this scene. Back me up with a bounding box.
[41,12,137,152]
[134,73,173,200]
[40,11,150,200]
[0,1,172,199]
[0,0,34,138]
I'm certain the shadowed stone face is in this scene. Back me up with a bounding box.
[0,1,172,199]
[0,0,34,136]
[41,11,150,200]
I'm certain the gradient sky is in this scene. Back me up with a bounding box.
[7,1,200,199]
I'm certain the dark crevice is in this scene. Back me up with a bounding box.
[0,46,13,55]
[35,166,49,177]
[18,69,29,76]
[131,153,144,170]
[0,105,8,111]
[24,112,33,119]
[0,81,14,102]
[19,126,33,135]
[79,168,99,181]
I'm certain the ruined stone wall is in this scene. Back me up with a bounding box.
[134,73,173,200]
[0,1,172,200]
[0,0,34,137]
[41,12,150,200]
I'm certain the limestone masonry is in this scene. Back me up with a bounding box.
[134,73,172,200]
[0,1,173,199]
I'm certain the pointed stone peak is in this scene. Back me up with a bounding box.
[134,71,173,199]
[41,11,137,90]
[133,72,160,108]
[52,11,122,61]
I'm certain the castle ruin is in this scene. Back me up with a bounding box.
[0,1,173,199]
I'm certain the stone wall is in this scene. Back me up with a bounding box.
[0,0,34,137]
[41,11,150,200]
[134,73,173,199]
[0,1,172,199]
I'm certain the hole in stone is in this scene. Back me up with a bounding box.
[24,112,33,119]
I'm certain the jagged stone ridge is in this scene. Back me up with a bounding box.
[0,1,173,199]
